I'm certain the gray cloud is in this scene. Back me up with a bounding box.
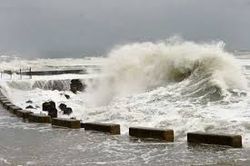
[0,0,250,58]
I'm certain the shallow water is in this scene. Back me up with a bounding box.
[0,107,250,166]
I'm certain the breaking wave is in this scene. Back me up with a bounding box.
[90,39,247,105]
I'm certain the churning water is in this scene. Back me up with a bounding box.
[1,39,250,165]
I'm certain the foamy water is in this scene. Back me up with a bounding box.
[1,40,250,148]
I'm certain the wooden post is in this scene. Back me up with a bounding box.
[20,69,22,80]
[29,67,32,79]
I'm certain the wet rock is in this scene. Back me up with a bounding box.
[70,79,86,93]
[48,109,57,118]
[59,103,72,115]
[42,101,55,111]
[42,101,57,118]
[26,105,35,109]
[26,100,33,104]
[59,103,67,110]
[64,94,70,99]
[63,107,72,115]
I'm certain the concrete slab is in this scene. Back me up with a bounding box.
[52,118,81,129]
[129,127,174,142]
[81,122,120,135]
[187,132,242,148]
[28,113,51,123]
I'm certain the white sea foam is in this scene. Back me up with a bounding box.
[88,39,247,105]
[1,39,250,147]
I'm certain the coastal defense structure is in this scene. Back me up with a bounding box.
[0,90,244,148]
[28,113,51,123]
[16,110,32,119]
[187,132,242,148]
[1,68,86,80]
[81,122,121,135]
[129,127,174,142]
[52,118,81,129]
[7,105,22,114]
[20,69,86,76]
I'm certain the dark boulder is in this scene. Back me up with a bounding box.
[42,101,56,111]
[63,107,72,115]
[49,110,57,118]
[42,101,57,118]
[26,100,33,104]
[26,105,35,109]
[59,103,73,115]
[70,79,86,93]
[59,103,67,110]
[64,94,70,99]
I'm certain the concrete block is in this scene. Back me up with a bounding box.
[28,113,51,123]
[0,100,10,105]
[187,132,242,148]
[0,97,7,101]
[16,110,32,119]
[52,118,81,129]
[81,122,120,135]
[7,105,22,114]
[129,127,174,142]
[3,102,15,110]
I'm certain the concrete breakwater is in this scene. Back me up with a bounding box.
[3,69,87,76]
[0,90,243,148]
[20,69,86,76]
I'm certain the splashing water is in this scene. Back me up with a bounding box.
[89,39,247,105]
[1,39,250,147]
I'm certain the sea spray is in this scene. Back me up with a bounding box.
[0,44,250,146]
[88,39,247,105]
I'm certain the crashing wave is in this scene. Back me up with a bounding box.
[89,39,247,105]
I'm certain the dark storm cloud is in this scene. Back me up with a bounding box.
[0,0,250,58]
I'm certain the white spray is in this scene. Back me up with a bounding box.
[88,39,247,105]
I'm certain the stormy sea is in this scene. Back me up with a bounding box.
[1,40,250,165]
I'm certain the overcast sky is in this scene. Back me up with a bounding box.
[0,0,250,58]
